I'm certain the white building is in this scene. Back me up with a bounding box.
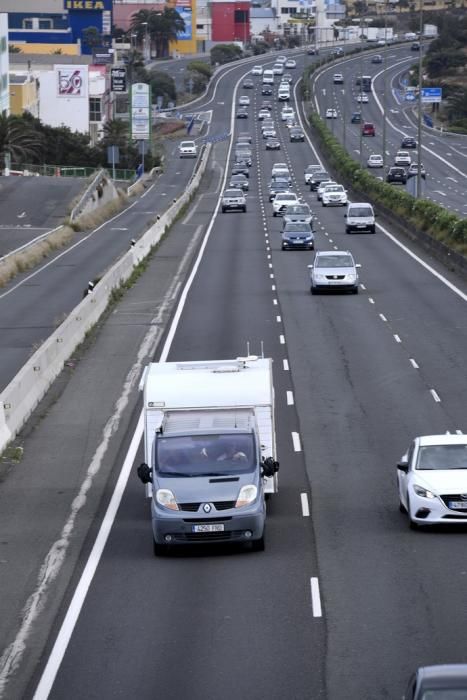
[39,64,89,133]
[250,8,278,37]
[0,13,10,116]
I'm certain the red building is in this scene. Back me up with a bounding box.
[211,0,250,43]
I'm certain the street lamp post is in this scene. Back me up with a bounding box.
[382,2,388,171]
[416,0,424,198]
[358,18,365,167]
[141,21,149,62]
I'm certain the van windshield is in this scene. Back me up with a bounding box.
[156,434,256,476]
[350,207,372,217]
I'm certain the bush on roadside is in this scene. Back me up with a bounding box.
[210,43,243,66]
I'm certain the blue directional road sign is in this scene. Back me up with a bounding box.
[421,87,442,103]
[405,92,416,102]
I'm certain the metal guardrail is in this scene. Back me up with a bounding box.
[10,163,136,180]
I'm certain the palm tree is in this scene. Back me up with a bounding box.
[131,8,185,59]
[0,115,43,168]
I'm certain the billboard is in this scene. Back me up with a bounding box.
[131,82,151,140]
[167,0,193,41]
[56,66,88,97]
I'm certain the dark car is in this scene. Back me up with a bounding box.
[351,112,362,124]
[243,78,254,89]
[281,222,314,251]
[401,136,417,149]
[229,173,249,191]
[411,41,420,51]
[362,122,376,136]
[407,162,426,179]
[231,162,249,178]
[261,85,273,96]
[307,46,319,55]
[234,148,252,165]
[236,107,249,119]
[371,54,383,64]
[290,127,305,142]
[261,101,272,111]
[269,180,290,201]
[333,46,344,56]
[404,665,467,699]
[309,171,330,191]
[265,137,281,150]
[386,166,407,184]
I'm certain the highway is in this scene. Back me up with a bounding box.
[6,53,466,700]
[311,43,467,216]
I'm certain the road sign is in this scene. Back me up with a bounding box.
[405,92,416,102]
[111,67,127,93]
[421,87,442,103]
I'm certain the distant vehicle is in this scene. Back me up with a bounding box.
[395,149,411,166]
[221,188,247,213]
[321,184,348,207]
[238,132,252,143]
[281,222,314,251]
[238,95,250,106]
[401,136,417,149]
[290,127,305,142]
[262,126,277,138]
[397,434,467,528]
[316,179,336,201]
[271,162,290,178]
[265,137,281,150]
[243,78,254,89]
[371,54,383,64]
[357,93,369,103]
[229,173,249,191]
[231,162,249,178]
[261,85,273,95]
[386,166,407,184]
[285,59,297,69]
[332,46,344,56]
[262,69,274,85]
[178,140,198,158]
[268,180,290,201]
[251,65,263,75]
[407,162,426,179]
[333,73,344,84]
[257,109,270,121]
[361,75,372,92]
[326,108,338,118]
[367,154,384,168]
[272,191,301,216]
[281,105,295,121]
[272,64,284,75]
[403,665,467,699]
[411,41,421,51]
[362,122,376,136]
[304,164,323,184]
[276,55,287,64]
[278,86,290,101]
[307,46,319,55]
[309,170,330,191]
[260,101,272,111]
[404,31,417,40]
[308,250,360,295]
[236,107,249,119]
[283,203,313,225]
[282,73,293,83]
[351,112,362,123]
[345,202,376,234]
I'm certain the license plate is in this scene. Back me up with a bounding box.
[192,524,224,533]
[448,501,467,510]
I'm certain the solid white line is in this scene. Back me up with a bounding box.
[409,358,419,369]
[287,390,294,405]
[292,431,301,452]
[394,334,401,343]
[32,413,144,700]
[301,493,310,517]
[280,334,285,344]
[310,577,322,618]
[283,359,289,371]
[430,389,441,403]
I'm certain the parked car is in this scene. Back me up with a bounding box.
[282,222,314,250]
[386,166,407,184]
[221,188,247,213]
[362,122,376,136]
[367,154,384,168]
[308,250,360,294]
[397,434,467,528]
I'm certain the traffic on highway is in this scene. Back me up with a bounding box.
[2,40,467,700]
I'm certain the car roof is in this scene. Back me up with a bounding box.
[416,435,467,447]
[349,202,373,207]
[418,664,467,685]
[316,249,353,258]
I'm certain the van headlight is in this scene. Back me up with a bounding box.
[235,485,258,508]
[156,489,179,510]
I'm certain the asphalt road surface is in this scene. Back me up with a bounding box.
[3,47,467,700]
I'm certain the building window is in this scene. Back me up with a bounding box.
[290,7,297,13]
[23,19,34,29]
[281,7,289,13]
[89,97,102,122]
[1,37,6,52]
[234,9,248,22]
[39,19,52,29]
[196,24,204,29]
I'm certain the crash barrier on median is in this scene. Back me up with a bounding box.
[70,169,119,222]
[0,143,212,454]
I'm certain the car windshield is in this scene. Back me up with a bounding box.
[231,175,244,181]
[287,206,309,214]
[313,172,328,180]
[276,194,296,201]
[325,186,343,193]
[316,255,353,268]
[224,189,242,197]
[284,223,312,232]
[350,207,373,217]
[156,434,256,476]
[416,445,467,470]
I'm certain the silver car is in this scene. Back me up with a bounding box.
[283,203,313,225]
[308,250,360,294]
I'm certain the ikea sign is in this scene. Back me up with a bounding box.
[64,1,106,9]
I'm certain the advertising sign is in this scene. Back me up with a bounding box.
[56,66,88,97]
[174,0,192,41]
[93,48,113,64]
[111,67,127,93]
[421,87,442,104]
[131,83,151,140]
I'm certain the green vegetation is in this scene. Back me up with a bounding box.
[184,60,212,95]
[130,8,185,59]
[210,43,243,66]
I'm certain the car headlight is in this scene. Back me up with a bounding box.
[235,484,258,508]
[413,484,435,499]
[314,273,326,281]
[156,489,179,510]
[346,273,357,281]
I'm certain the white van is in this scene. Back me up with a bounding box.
[262,70,274,85]
[345,202,376,234]
[278,86,290,101]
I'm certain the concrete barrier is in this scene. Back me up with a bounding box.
[0,144,211,453]
[70,169,119,221]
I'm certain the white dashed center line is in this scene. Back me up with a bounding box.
[430,389,441,403]
[301,493,310,517]
[292,431,302,452]
[310,578,322,617]
[287,390,294,405]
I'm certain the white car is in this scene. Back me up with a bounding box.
[272,191,301,216]
[272,64,284,75]
[251,65,263,75]
[395,150,412,166]
[317,179,336,201]
[304,164,323,184]
[367,154,384,168]
[238,95,250,106]
[271,162,290,178]
[278,87,290,101]
[325,108,338,118]
[397,434,467,528]
[276,55,287,64]
[285,58,297,69]
[333,73,344,84]
[281,106,295,121]
[257,109,270,121]
[178,140,197,158]
[321,184,348,206]
[263,127,277,138]
[356,93,369,103]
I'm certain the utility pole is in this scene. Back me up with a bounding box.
[416,0,424,198]
[382,1,388,171]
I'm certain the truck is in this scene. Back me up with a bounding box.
[137,356,279,555]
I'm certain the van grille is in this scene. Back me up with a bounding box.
[178,501,236,512]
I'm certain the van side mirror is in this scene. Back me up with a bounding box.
[397,461,408,473]
[262,456,279,477]
[137,463,153,484]
[344,213,347,217]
